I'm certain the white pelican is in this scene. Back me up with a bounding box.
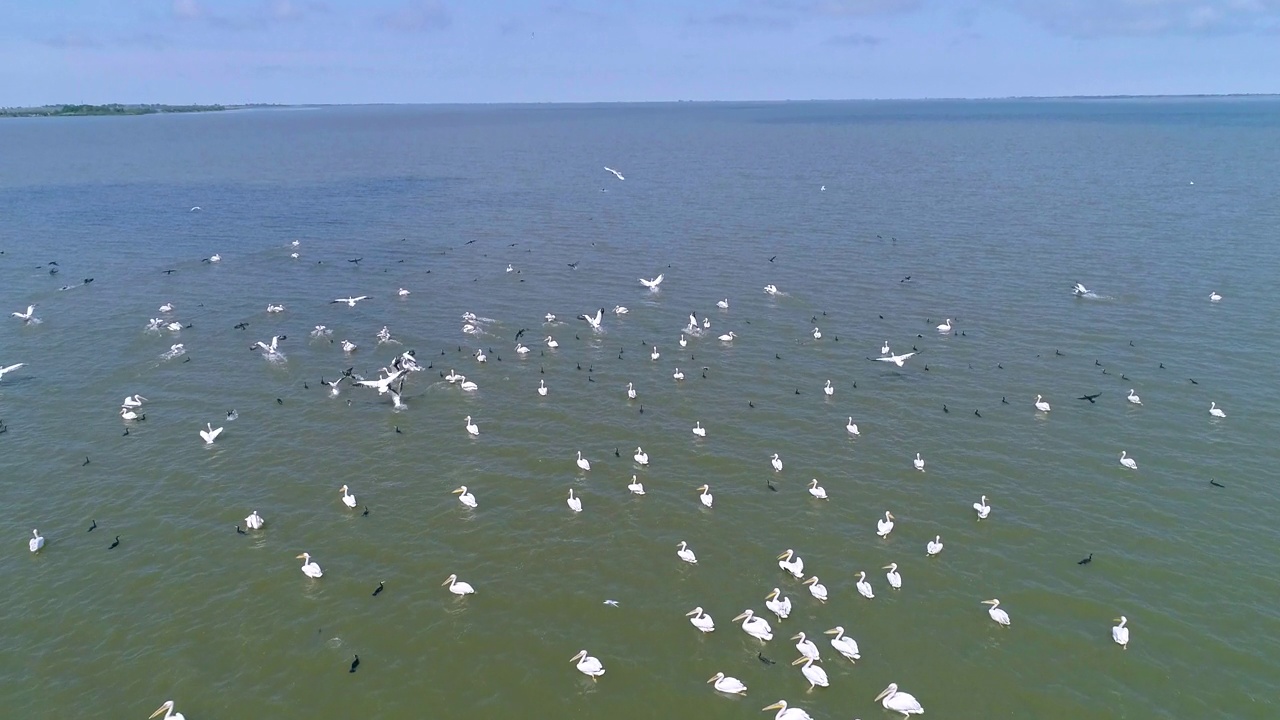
[0,362,26,381]
[807,478,828,500]
[717,298,729,309]
[627,475,645,495]
[578,308,604,329]
[1120,451,1138,470]
[825,626,860,661]
[634,446,649,465]
[639,273,663,288]
[881,340,891,354]
[515,342,530,355]
[603,166,625,180]
[545,313,556,322]
[354,368,407,395]
[676,540,698,564]
[244,511,264,530]
[474,349,487,363]
[149,700,186,720]
[777,549,804,578]
[1210,402,1226,418]
[464,415,479,436]
[1073,282,1089,296]
[697,484,714,508]
[855,571,874,599]
[822,379,833,396]
[120,407,142,421]
[208,253,221,262]
[199,423,223,444]
[1209,290,1222,302]
[340,484,357,508]
[252,335,285,355]
[1112,616,1130,649]
[571,649,606,678]
[884,563,902,589]
[846,417,860,435]
[762,700,812,720]
[341,339,357,353]
[28,529,44,553]
[1127,388,1142,405]
[331,295,369,307]
[687,313,698,330]
[803,576,828,603]
[296,552,323,578]
[672,367,684,381]
[506,263,514,273]
[537,379,548,396]
[692,421,706,437]
[875,683,924,717]
[567,488,582,513]
[913,452,925,471]
[459,380,478,392]
[442,573,475,595]
[650,346,660,361]
[771,453,783,472]
[687,606,715,632]
[626,382,636,399]
[679,333,687,347]
[121,394,147,408]
[11,305,37,323]
[707,671,746,694]
[545,335,559,348]
[877,511,895,537]
[974,495,991,519]
[311,325,331,338]
[398,287,411,296]
[763,284,780,296]
[159,303,174,313]
[983,598,1011,626]
[792,656,828,689]
[732,609,773,641]
[613,305,628,315]
[765,588,791,619]
[452,485,477,508]
[876,351,917,367]
[718,331,736,342]
[1035,394,1051,412]
[166,321,182,332]
[926,535,944,556]
[575,451,591,472]
[266,303,284,313]
[937,318,952,332]
[811,327,821,340]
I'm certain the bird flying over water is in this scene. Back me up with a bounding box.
[331,296,370,307]
[639,273,664,289]
[603,166,624,180]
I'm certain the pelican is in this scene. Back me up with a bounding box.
[340,484,357,508]
[926,535,944,556]
[1112,616,1130,648]
[650,346,660,361]
[627,475,645,495]
[121,394,147,408]
[208,253,221,262]
[692,421,706,437]
[452,485,478,508]
[825,626,860,661]
[28,529,44,553]
[676,540,697,564]
[672,367,684,381]
[341,340,358,353]
[1209,290,1222,302]
[913,453,925,472]
[703,315,711,328]
[311,324,332,338]
[626,382,637,399]
[983,598,1011,626]
[120,407,142,421]
[571,649,605,678]
[1035,394,1051,412]
[717,298,729,309]
[881,340,891,354]
[544,313,556,322]
[732,609,773,641]
[578,308,604,329]
[763,284,780,296]
[771,453,783,472]
[811,327,821,339]
[266,303,284,313]
[604,166,625,180]
[1127,388,1142,405]
[937,318,952,332]
[718,331,736,342]
[884,563,902,589]
[442,573,475,595]
[1073,282,1089,296]
[11,305,37,323]
[296,552,323,578]
[613,305,628,315]
[974,495,991,519]
[855,571,874,599]
[707,671,746,694]
[459,379,478,392]
[877,351,917,367]
[474,349,487,363]
[199,423,223,444]
[398,287,411,296]
[679,333,687,347]
[545,335,559,348]
[331,296,369,307]
[464,415,479,436]
[149,700,186,720]
[537,379,548,396]
[762,700,812,720]
[1120,450,1138,469]
[158,303,174,313]
[846,417,860,436]
[822,379,833,396]
[387,386,406,411]
[1210,402,1226,418]
[875,683,924,717]
[567,488,582,512]
[765,588,791,619]
[792,656,828,689]
[777,549,804,578]
[804,478,828,500]
[243,511,264,530]
[634,446,649,465]
[697,484,714,508]
[803,576,828,603]
[639,273,663,289]
[515,343,530,355]
[166,321,182,332]
[687,313,699,330]
[877,511,895,537]
[575,451,591,472]
[506,264,515,273]
[253,335,285,355]
[687,607,715,633]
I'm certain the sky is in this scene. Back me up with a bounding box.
[2,0,1279,105]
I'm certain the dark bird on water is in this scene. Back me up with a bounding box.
[82,456,90,466]
[1189,378,1198,385]
[349,655,360,673]
[974,410,982,417]
[614,447,621,458]
[943,405,949,413]
[362,506,370,516]
[87,520,96,532]
[1077,554,1093,565]
[567,261,579,269]
[1078,393,1101,403]
[757,652,775,665]
[769,256,777,262]
[748,401,755,408]
[347,258,362,264]
[109,536,120,549]
[276,398,284,405]
[123,427,130,436]
[234,322,249,330]
[373,581,385,597]
[767,479,777,492]
[395,426,403,434]
[1055,349,1063,356]
[1210,479,1225,488]
[1001,397,1009,405]
[236,525,247,535]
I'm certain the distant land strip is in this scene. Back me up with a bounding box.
[0,103,242,118]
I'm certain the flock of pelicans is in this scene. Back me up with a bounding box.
[10,236,1230,719]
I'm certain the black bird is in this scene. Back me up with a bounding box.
[347,257,362,264]
[82,456,90,466]
[362,506,369,516]
[1078,393,1101,403]
[515,328,526,340]
[349,655,360,673]
[757,652,775,665]
[395,426,403,434]
[748,401,755,408]
[1095,359,1102,366]
[567,261,579,269]
[87,520,97,532]
[1210,479,1225,488]
[464,239,476,245]
[1055,349,1063,356]
[795,388,801,395]
[276,398,284,405]
[162,269,176,275]
[109,536,120,549]
[767,479,777,492]
[1121,374,1129,381]
[1160,363,1165,369]
[974,410,982,417]
[639,405,644,414]
[1002,396,1009,404]
[236,525,247,535]
[943,405,949,413]
[234,322,249,330]
[1189,378,1198,385]
[373,581,385,597]
[1130,340,1135,347]
[768,256,776,262]
[615,447,621,458]
[900,276,911,282]
[775,354,781,360]
[1077,554,1093,565]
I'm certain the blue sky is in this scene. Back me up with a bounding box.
[2,1,1278,104]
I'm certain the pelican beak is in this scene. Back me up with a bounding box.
[791,657,807,666]
[790,633,802,640]
[569,651,584,662]
[887,512,894,519]
[777,551,790,560]
[1113,618,1124,622]
[451,488,463,494]
[149,707,167,719]
[732,612,749,622]
[823,628,839,635]
[706,675,718,684]
[882,565,894,570]
[295,554,306,559]
[874,687,892,702]
[982,599,994,605]
[441,576,453,587]
[685,609,698,617]
[762,702,785,712]
[803,577,816,585]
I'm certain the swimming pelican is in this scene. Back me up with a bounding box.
[732,609,773,641]
[634,447,649,465]
[883,563,902,589]
[792,656,828,690]
[537,379,547,396]
[639,273,663,289]
[149,700,186,720]
[717,298,729,309]
[877,351,917,367]
[1209,290,1222,302]
[1112,616,1130,648]
[763,284,780,296]
[442,573,475,595]
[243,510,264,530]
[1210,402,1226,418]
[824,626,860,661]
[398,287,411,296]
[881,340,891,354]
[620,474,643,495]
[331,295,369,307]
[296,553,323,578]
[311,324,332,338]
[974,495,991,519]
[765,588,791,619]
[576,451,591,472]
[877,511,895,537]
[120,407,142,421]
[822,380,833,396]
[340,484,357,508]
[771,453,783,472]
[571,649,606,678]
[811,327,821,339]
[578,308,604,329]
[718,331,736,342]
[761,700,812,720]
[697,484,713,508]
[545,335,559,348]
[614,305,628,315]
[459,379,478,392]
[452,486,477,508]
[1073,282,1089,296]
[626,382,637,399]
[803,576,828,603]
[0,362,26,381]
[692,421,706,437]
[703,315,711,328]
[687,606,715,632]
[983,598,1011,626]
[650,346,660,361]
[679,333,687,347]
[199,423,223,444]
[855,571,874,598]
[672,367,684,381]
[913,453,925,471]
[875,683,924,717]
[28,529,44,553]
[515,343,530,355]
[474,349,487,363]
[506,264,515,273]
[807,478,827,500]
[341,339,358,353]
[1127,388,1142,405]
[208,253,221,262]
[464,415,479,436]
[266,303,284,313]
[121,394,147,408]
[777,549,804,578]
[846,417,860,435]
[937,318,952,332]
[567,488,582,512]
[1035,394,1051,412]
[927,535,943,556]
[1120,451,1138,469]
[544,313,556,322]
[707,671,746,694]
[676,540,697,564]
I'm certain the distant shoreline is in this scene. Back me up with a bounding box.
[0,103,287,118]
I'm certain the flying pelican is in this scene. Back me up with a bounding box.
[464,415,479,436]
[1210,402,1226,417]
[974,495,991,519]
[1112,616,1130,649]
[567,488,582,512]
[874,683,924,717]
[825,626,860,661]
[1035,394,1051,412]
[692,421,706,437]
[340,484,357,508]
[806,478,827,500]
[650,346,660,361]
[822,380,833,396]
[913,453,925,471]
[452,485,478,508]
[762,700,812,720]
[537,379,547,396]
[1127,388,1142,405]
[732,609,773,641]
[578,308,604,329]
[1073,282,1089,296]
[354,369,407,395]
[545,335,559,348]
[604,166,625,180]
[199,423,223,444]
[442,573,475,595]
[846,417,860,436]
[884,563,902,589]
[679,333,687,347]
[634,447,649,465]
[881,340,891,354]
[937,318,952,332]
[811,327,821,340]
[792,656,828,689]
[697,484,714,508]
[877,351,918,367]
[718,331,736,342]
[877,511,895,537]
[296,552,323,578]
[244,510,264,530]
[639,273,663,289]
[676,540,697,564]
[983,598,1011,626]
[1209,290,1222,302]
[11,305,37,323]
[926,535,944,556]
[771,453,783,472]
[571,649,606,678]
[777,549,804,578]
[626,382,637,399]
[765,588,791,619]
[707,672,746,694]
[158,303,174,313]
[149,700,186,720]
[627,475,645,495]
[28,529,44,553]
[0,362,26,381]
[1120,451,1138,470]
[331,296,369,307]
[717,298,729,309]
[687,606,715,632]
[613,305,628,315]
[575,451,591,472]
[803,576,828,603]
[855,571,874,599]
[121,394,147,408]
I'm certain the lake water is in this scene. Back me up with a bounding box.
[2,98,1279,719]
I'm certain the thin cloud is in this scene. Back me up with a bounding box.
[689,12,794,30]
[380,1,453,32]
[766,0,923,17]
[825,32,884,45]
[1005,0,1280,37]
